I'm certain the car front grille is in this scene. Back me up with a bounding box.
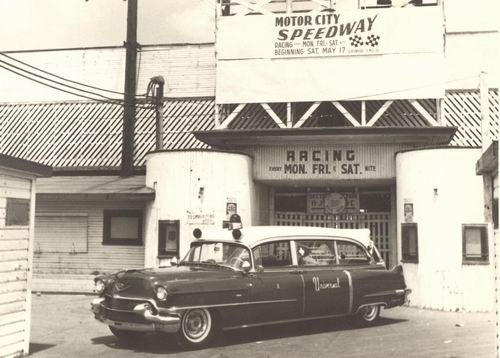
[102,295,154,324]
[104,309,150,324]
[105,296,146,311]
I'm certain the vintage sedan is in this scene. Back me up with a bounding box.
[91,226,411,349]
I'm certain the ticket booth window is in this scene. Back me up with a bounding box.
[401,223,418,263]
[462,224,488,264]
[158,220,180,258]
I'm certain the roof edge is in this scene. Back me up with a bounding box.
[0,154,52,177]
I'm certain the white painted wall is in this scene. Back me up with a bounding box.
[0,168,36,357]
[143,150,257,267]
[444,0,500,89]
[396,148,494,312]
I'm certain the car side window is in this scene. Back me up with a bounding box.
[252,241,292,268]
[336,240,370,265]
[296,240,336,266]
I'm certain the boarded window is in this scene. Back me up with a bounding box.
[6,198,30,226]
[462,224,488,264]
[34,215,88,253]
[158,220,179,257]
[401,223,418,262]
[103,210,143,246]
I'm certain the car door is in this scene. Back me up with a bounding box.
[245,240,303,324]
[294,238,351,317]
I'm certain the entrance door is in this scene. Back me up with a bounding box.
[273,188,392,267]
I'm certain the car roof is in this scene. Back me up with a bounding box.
[193,226,372,248]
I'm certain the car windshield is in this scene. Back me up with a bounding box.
[181,242,251,270]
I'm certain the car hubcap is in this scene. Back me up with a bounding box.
[182,309,211,342]
[361,305,378,321]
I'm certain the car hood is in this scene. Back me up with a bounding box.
[105,265,246,297]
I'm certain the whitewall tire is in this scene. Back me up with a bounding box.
[355,304,381,327]
[176,308,216,349]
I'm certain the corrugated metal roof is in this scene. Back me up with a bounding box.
[0,91,497,170]
[0,98,215,169]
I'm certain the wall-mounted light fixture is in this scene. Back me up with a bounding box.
[433,188,438,196]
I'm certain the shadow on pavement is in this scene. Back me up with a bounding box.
[29,343,57,355]
[90,316,407,355]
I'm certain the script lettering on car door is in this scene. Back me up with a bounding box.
[312,276,341,292]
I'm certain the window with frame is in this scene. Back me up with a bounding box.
[296,240,336,266]
[462,224,488,264]
[336,240,371,265]
[252,241,292,268]
[103,210,143,246]
[158,220,179,257]
[401,223,418,262]
[6,198,30,226]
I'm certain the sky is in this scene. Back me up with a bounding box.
[0,0,215,52]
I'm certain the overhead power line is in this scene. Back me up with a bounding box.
[0,58,123,102]
[0,52,146,98]
[0,62,153,109]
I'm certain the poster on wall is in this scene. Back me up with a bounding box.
[307,192,360,214]
[226,201,237,219]
[404,203,413,223]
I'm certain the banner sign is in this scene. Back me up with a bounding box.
[253,144,406,181]
[274,12,381,58]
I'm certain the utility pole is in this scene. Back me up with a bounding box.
[121,0,138,176]
[149,76,165,150]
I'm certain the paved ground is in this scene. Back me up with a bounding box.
[30,294,495,358]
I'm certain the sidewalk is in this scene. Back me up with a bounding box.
[29,294,496,358]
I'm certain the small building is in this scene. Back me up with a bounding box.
[0,154,51,358]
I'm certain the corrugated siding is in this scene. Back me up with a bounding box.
[34,215,88,253]
[0,173,31,358]
[0,98,215,168]
[445,89,499,147]
[33,200,145,275]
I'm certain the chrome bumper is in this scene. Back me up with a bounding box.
[91,297,180,334]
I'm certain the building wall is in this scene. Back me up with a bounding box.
[0,44,215,103]
[396,148,493,311]
[144,150,256,267]
[0,168,35,358]
[444,0,499,89]
[34,199,145,276]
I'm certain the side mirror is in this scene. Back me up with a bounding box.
[241,261,251,273]
[256,265,264,273]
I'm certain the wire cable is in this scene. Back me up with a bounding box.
[0,63,154,109]
[0,57,126,102]
[0,52,146,98]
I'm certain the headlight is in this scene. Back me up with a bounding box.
[95,279,105,295]
[155,286,168,301]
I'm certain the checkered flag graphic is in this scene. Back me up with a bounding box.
[349,35,363,47]
[366,34,380,47]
